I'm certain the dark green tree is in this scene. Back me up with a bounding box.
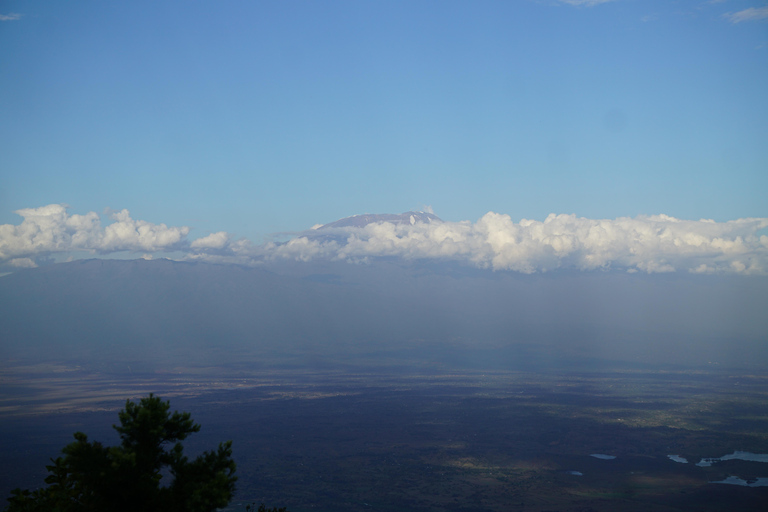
[4,394,237,512]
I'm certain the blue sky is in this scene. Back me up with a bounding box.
[1,0,767,245]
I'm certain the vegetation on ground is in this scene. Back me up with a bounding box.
[3,394,238,512]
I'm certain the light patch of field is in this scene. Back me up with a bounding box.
[626,473,706,493]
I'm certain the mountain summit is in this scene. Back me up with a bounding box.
[317,211,442,230]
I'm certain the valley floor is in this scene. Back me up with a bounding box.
[2,361,768,511]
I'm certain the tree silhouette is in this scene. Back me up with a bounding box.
[4,394,237,512]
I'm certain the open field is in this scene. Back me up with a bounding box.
[2,361,768,511]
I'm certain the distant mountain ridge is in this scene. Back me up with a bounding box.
[317,211,441,230]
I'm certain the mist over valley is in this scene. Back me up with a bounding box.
[2,256,766,371]
[2,253,768,511]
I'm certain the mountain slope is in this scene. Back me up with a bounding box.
[318,211,441,229]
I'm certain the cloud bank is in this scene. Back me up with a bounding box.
[0,205,189,266]
[2,204,767,274]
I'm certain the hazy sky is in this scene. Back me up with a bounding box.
[1,1,767,248]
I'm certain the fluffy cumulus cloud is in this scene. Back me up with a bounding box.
[190,231,230,249]
[243,213,768,275]
[0,205,190,266]
[2,204,768,274]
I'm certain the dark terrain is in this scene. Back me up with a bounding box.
[2,362,767,511]
[1,259,767,511]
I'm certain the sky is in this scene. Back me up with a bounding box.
[1,0,767,271]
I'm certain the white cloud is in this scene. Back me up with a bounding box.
[724,7,768,23]
[0,204,190,263]
[238,212,768,275]
[100,209,190,252]
[8,258,37,268]
[3,204,768,275]
[190,231,230,249]
[0,13,22,21]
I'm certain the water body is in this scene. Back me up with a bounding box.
[590,454,616,460]
[696,451,768,467]
[710,476,768,487]
[566,471,583,476]
[667,455,688,463]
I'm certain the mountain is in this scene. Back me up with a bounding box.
[317,211,441,230]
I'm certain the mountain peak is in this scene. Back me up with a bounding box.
[318,211,442,230]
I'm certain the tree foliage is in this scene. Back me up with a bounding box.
[4,394,237,512]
